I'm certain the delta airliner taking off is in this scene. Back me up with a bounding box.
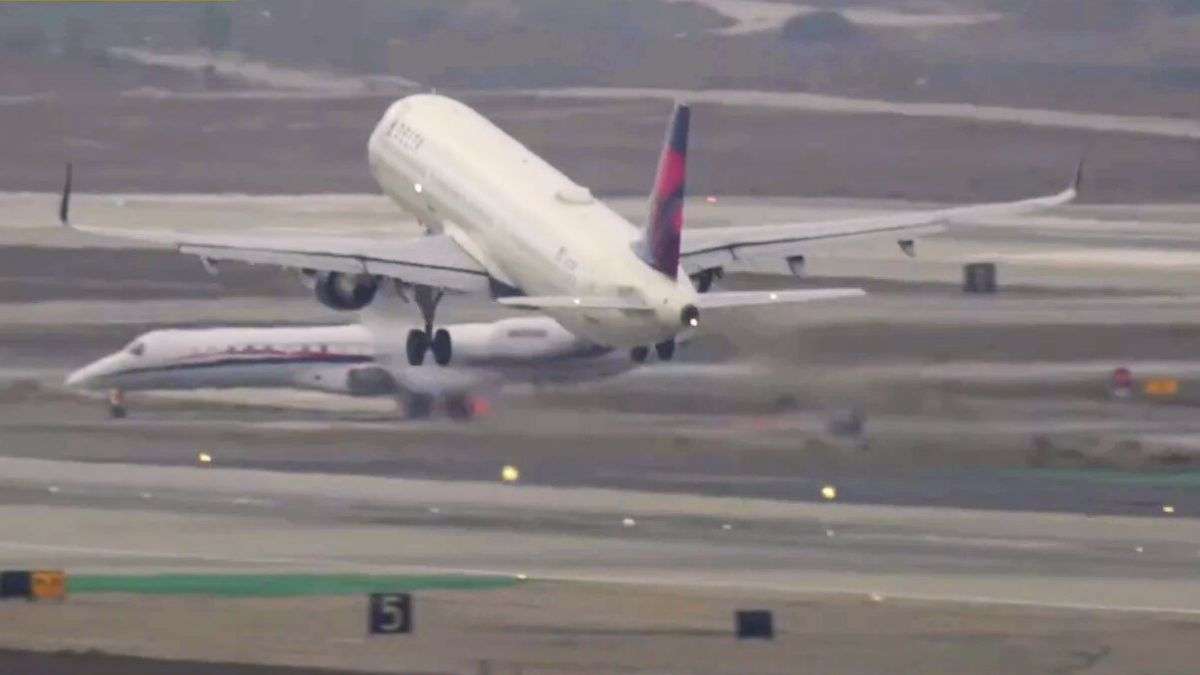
[60,95,1078,365]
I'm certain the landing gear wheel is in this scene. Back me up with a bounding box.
[108,389,126,419]
[655,339,676,361]
[404,393,434,419]
[431,328,452,366]
[445,395,474,421]
[406,329,429,366]
[631,346,649,363]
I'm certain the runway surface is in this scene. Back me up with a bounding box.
[0,456,1196,615]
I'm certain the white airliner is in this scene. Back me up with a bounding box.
[59,94,1078,365]
[65,317,639,419]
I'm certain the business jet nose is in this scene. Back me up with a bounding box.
[64,366,90,389]
[65,355,116,390]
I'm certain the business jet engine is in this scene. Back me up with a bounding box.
[313,272,378,311]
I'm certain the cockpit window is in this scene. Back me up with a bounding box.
[127,341,145,357]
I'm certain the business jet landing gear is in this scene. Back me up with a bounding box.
[445,395,474,421]
[403,393,434,419]
[404,285,451,367]
[108,388,126,419]
[654,339,676,361]
[630,340,675,363]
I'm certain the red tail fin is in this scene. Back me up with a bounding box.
[644,102,689,278]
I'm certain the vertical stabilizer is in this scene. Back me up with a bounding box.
[643,102,689,278]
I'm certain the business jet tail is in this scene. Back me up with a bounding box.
[639,101,690,279]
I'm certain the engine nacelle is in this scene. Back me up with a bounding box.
[346,366,399,397]
[314,272,378,311]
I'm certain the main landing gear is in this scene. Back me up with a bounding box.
[630,339,676,363]
[405,285,452,367]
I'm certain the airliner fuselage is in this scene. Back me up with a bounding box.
[367,94,697,348]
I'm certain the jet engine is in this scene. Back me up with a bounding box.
[680,304,699,328]
[313,272,378,311]
[346,366,398,397]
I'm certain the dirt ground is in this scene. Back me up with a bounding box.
[2,58,1197,202]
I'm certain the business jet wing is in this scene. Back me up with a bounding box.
[678,164,1081,275]
[58,166,491,293]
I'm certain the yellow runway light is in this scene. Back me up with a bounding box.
[1144,378,1179,397]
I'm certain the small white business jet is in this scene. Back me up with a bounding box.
[65,317,641,419]
[59,94,1077,365]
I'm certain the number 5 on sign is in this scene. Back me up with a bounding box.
[369,593,412,635]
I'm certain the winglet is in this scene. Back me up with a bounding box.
[59,163,72,227]
[1071,154,1084,197]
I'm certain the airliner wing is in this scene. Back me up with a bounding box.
[179,231,491,292]
[498,288,864,312]
[697,288,865,308]
[497,296,653,311]
[679,168,1080,274]
[58,168,491,293]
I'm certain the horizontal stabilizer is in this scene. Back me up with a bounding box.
[498,296,652,311]
[698,288,864,309]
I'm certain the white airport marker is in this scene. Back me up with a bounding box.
[1162,505,1176,514]
[721,523,732,531]
[47,485,60,494]
[826,529,836,538]
[622,517,637,528]
[139,492,153,500]
[1135,546,1144,554]
[427,507,441,515]
[197,452,213,466]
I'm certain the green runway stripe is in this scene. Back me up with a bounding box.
[69,573,521,597]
